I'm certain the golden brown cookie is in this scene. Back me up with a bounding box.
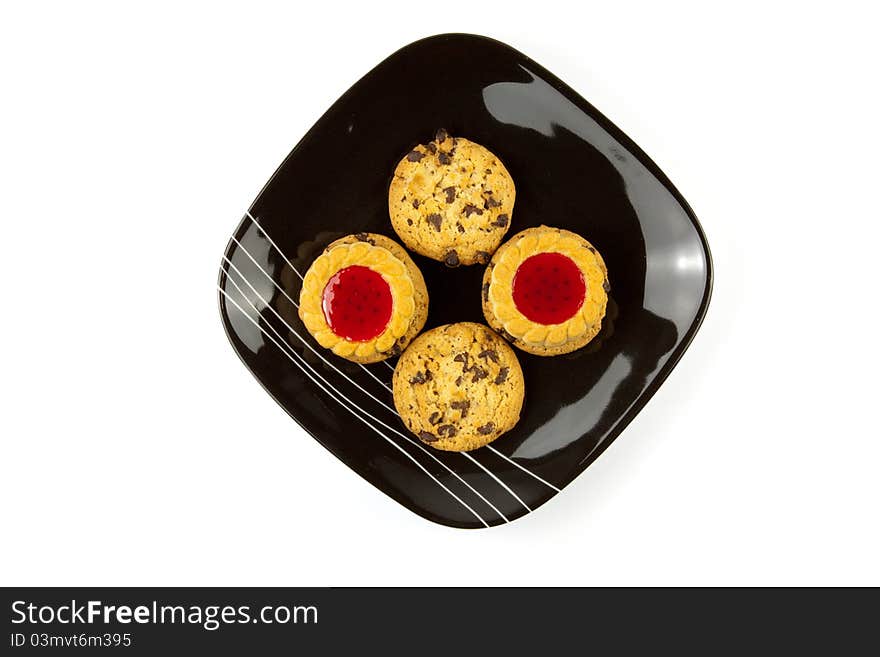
[482,226,609,356]
[389,129,515,266]
[392,322,524,452]
[298,233,428,363]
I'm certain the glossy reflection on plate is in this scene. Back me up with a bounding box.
[217,34,712,528]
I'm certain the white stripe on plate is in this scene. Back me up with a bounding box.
[223,254,397,416]
[229,238,393,394]
[462,452,531,511]
[219,284,492,527]
[486,445,561,493]
[247,210,303,281]
[221,271,510,523]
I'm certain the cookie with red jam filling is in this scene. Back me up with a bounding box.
[481,226,609,356]
[299,233,428,363]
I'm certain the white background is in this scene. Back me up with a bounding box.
[2,1,878,586]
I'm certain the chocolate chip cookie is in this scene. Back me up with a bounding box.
[388,129,515,267]
[392,322,524,451]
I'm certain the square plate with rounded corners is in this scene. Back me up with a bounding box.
[218,33,712,529]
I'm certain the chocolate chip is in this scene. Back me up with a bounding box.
[407,219,413,226]
[425,369,432,381]
[442,186,456,203]
[603,279,611,292]
[476,250,491,264]
[471,367,488,383]
[482,282,490,302]
[453,353,470,370]
[406,150,424,162]
[435,128,449,143]
[444,250,460,267]
[494,367,509,385]
[412,198,420,209]
[429,411,442,425]
[463,203,483,217]
[455,376,463,386]
[426,213,442,231]
[418,431,437,443]
[409,371,427,385]
[438,152,451,165]
[354,232,375,244]
[485,196,502,209]
[426,142,437,154]
[389,344,403,357]
[437,424,457,438]
[450,400,470,418]
[477,422,495,435]
[456,221,465,233]
[478,349,499,363]
[492,214,509,228]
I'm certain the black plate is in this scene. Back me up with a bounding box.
[218,34,712,528]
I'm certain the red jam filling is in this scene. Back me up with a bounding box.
[321,265,393,342]
[511,252,585,325]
